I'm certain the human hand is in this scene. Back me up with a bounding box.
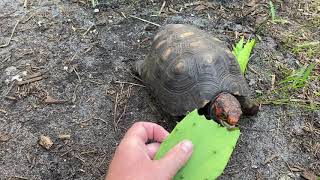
[106,122,193,180]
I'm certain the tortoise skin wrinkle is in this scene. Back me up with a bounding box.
[136,24,257,118]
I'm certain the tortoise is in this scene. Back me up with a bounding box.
[135,24,259,127]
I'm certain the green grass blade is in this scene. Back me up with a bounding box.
[269,1,276,22]
[155,110,240,180]
[301,63,315,82]
[292,66,307,87]
[232,37,256,74]
[91,0,99,7]
[278,63,315,89]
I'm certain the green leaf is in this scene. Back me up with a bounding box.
[232,37,256,74]
[155,110,240,180]
[233,36,244,55]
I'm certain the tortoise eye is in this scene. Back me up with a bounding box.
[220,112,228,120]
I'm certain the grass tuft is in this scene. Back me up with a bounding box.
[258,64,320,110]
[279,63,315,89]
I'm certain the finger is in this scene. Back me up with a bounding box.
[146,142,161,159]
[124,122,169,143]
[157,140,193,178]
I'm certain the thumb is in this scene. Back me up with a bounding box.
[157,140,193,178]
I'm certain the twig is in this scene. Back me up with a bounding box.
[82,24,94,37]
[0,109,7,114]
[184,1,202,7]
[1,56,10,63]
[4,96,16,101]
[23,0,28,8]
[86,80,103,85]
[271,74,276,90]
[17,76,45,86]
[169,7,179,14]
[116,85,132,125]
[159,1,166,15]
[128,15,161,27]
[93,117,108,124]
[73,68,82,83]
[97,154,108,169]
[264,154,278,165]
[60,149,73,157]
[22,13,35,23]
[116,101,127,125]
[69,52,79,62]
[27,72,44,79]
[9,176,28,180]
[114,81,145,87]
[116,104,127,125]
[263,98,320,105]
[72,84,79,103]
[25,153,32,165]
[113,91,119,129]
[74,154,86,163]
[238,125,271,132]
[248,65,258,74]
[1,81,15,97]
[44,96,68,104]
[80,150,97,155]
[128,71,144,83]
[120,12,126,18]
[0,20,20,48]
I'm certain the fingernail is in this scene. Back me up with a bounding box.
[180,140,193,153]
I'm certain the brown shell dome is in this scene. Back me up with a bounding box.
[137,24,251,116]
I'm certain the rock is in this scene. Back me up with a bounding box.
[39,135,53,150]
[0,133,11,142]
[301,171,318,180]
[249,78,256,86]
[279,174,293,180]
[5,66,17,76]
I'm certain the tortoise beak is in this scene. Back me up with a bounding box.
[227,116,239,125]
[219,120,236,130]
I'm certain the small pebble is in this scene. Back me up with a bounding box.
[0,133,11,142]
[39,135,53,150]
[249,79,256,86]
[5,66,17,76]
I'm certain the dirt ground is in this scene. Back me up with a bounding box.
[0,0,319,179]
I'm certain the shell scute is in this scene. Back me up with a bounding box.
[139,24,251,116]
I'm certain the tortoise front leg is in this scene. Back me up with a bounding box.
[236,96,260,116]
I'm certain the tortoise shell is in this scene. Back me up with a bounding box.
[137,24,252,116]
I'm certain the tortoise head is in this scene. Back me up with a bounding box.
[210,93,242,127]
